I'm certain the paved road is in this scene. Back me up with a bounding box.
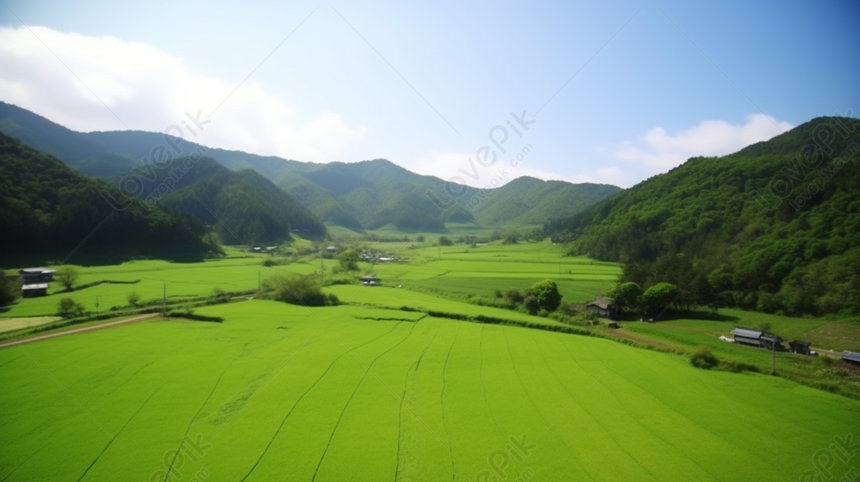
[0,313,159,349]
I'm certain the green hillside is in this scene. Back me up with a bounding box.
[471,176,620,225]
[550,116,860,317]
[138,157,327,243]
[0,103,620,231]
[0,133,212,262]
[0,101,135,177]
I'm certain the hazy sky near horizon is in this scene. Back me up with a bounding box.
[1,0,857,188]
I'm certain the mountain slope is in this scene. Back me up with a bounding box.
[0,132,212,262]
[551,116,860,316]
[471,176,621,225]
[0,101,135,177]
[131,157,327,243]
[0,102,621,230]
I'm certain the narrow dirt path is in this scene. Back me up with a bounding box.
[0,313,159,349]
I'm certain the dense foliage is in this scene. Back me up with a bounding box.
[262,274,338,307]
[144,158,327,243]
[550,117,860,317]
[0,271,16,307]
[0,133,213,262]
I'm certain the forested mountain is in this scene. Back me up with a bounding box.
[127,157,327,243]
[471,176,620,225]
[549,116,860,317]
[0,132,212,263]
[0,101,135,177]
[0,103,620,231]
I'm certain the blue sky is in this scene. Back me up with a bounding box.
[1,0,857,187]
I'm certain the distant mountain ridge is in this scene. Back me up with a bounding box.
[0,101,621,231]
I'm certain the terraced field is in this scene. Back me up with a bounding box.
[1,300,857,481]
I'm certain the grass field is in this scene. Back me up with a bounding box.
[2,237,859,481]
[2,300,858,481]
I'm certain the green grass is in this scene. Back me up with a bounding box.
[1,300,857,481]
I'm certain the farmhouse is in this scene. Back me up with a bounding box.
[22,283,48,297]
[19,268,55,283]
[361,275,382,286]
[585,297,615,318]
[789,340,812,355]
[842,351,860,365]
[730,327,783,349]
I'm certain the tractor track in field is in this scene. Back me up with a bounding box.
[311,322,418,482]
[552,336,664,481]
[478,326,505,442]
[0,443,45,482]
[440,323,460,481]
[76,386,162,482]
[240,323,404,482]
[104,361,155,398]
[164,358,238,482]
[547,335,718,480]
[0,313,159,349]
[396,322,442,482]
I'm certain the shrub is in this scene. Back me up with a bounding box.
[690,347,719,369]
[128,292,141,307]
[530,279,562,312]
[504,288,524,305]
[522,295,540,315]
[209,288,229,304]
[57,298,85,318]
[263,274,335,307]
[438,236,454,246]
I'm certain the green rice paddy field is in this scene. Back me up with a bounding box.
[2,300,858,481]
[2,240,859,481]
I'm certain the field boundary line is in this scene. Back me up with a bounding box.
[311,322,418,482]
[0,313,159,349]
[238,322,404,481]
[76,387,161,481]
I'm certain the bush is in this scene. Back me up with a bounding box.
[438,236,454,246]
[209,288,229,304]
[530,279,562,312]
[690,347,719,369]
[522,295,540,315]
[504,288,524,305]
[0,270,16,307]
[57,298,85,318]
[128,292,141,307]
[263,274,336,307]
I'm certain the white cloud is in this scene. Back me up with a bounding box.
[0,26,366,162]
[614,114,794,172]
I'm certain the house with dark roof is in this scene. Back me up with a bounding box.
[842,351,860,365]
[585,297,615,318]
[19,268,55,284]
[22,283,48,297]
[730,327,783,350]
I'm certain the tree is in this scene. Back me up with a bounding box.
[0,270,16,307]
[56,266,79,291]
[529,279,562,312]
[337,248,359,271]
[263,274,333,307]
[609,282,643,314]
[128,292,141,307]
[640,282,679,317]
[57,298,85,318]
[438,236,454,246]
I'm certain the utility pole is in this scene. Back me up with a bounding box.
[320,258,325,285]
[258,270,261,293]
[771,340,776,375]
[162,283,167,316]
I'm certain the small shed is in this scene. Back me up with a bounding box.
[19,268,55,283]
[730,327,763,347]
[361,275,382,286]
[22,283,48,297]
[585,297,615,318]
[842,351,860,365]
[789,340,812,355]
